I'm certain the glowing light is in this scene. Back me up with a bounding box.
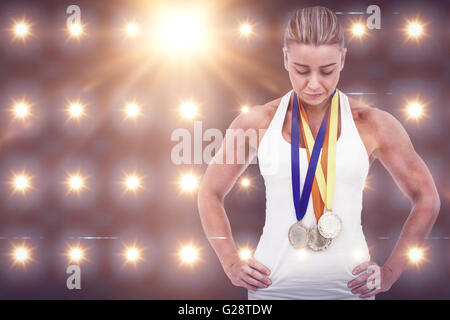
[179,245,198,264]
[68,247,84,263]
[241,105,250,114]
[68,23,84,38]
[239,248,252,261]
[67,102,85,120]
[126,23,139,37]
[239,23,253,37]
[406,21,424,39]
[12,101,31,120]
[13,246,30,264]
[241,178,250,188]
[13,174,31,192]
[296,248,308,260]
[154,7,210,58]
[352,23,366,37]
[180,101,198,119]
[180,174,198,192]
[65,173,87,194]
[406,101,424,119]
[9,171,33,195]
[122,174,142,192]
[124,103,141,119]
[13,21,30,39]
[125,247,141,263]
[408,248,423,263]
[352,248,366,263]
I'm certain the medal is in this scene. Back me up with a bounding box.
[307,225,331,251]
[298,90,341,243]
[289,91,330,249]
[288,221,308,249]
[318,211,342,239]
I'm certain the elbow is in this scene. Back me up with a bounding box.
[414,192,441,217]
[197,184,223,207]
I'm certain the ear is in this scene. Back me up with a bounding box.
[340,48,347,71]
[283,48,289,71]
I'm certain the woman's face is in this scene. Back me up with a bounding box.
[283,42,346,107]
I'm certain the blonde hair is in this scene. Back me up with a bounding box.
[283,6,344,51]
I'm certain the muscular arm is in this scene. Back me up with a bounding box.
[371,109,441,280]
[197,106,269,270]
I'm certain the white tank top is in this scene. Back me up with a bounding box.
[248,89,374,300]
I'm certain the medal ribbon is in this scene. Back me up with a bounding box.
[291,91,330,222]
[299,90,338,216]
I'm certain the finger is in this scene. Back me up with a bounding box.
[352,260,371,275]
[248,258,271,276]
[347,271,371,288]
[360,288,380,299]
[243,265,272,286]
[240,279,258,291]
[350,283,369,295]
[243,274,269,289]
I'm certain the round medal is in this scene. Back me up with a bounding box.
[288,221,308,249]
[307,225,332,251]
[318,211,342,239]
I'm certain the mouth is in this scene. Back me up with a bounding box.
[304,93,323,99]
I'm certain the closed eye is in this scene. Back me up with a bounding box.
[295,70,333,76]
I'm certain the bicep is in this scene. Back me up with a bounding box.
[199,117,258,200]
[374,113,438,204]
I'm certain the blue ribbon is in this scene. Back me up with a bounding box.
[291,89,336,221]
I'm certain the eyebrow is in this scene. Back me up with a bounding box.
[293,62,336,68]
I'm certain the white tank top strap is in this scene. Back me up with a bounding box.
[271,89,293,135]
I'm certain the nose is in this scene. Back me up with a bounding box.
[306,74,321,91]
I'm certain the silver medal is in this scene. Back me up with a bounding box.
[318,211,342,239]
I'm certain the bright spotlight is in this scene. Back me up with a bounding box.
[12,246,30,264]
[67,102,86,120]
[296,248,308,260]
[65,172,87,194]
[240,178,250,188]
[11,101,31,120]
[122,173,142,193]
[124,103,141,119]
[68,247,84,263]
[239,248,252,261]
[352,248,366,263]
[126,23,139,37]
[180,174,198,192]
[13,21,30,39]
[154,7,210,57]
[179,245,198,264]
[239,23,253,37]
[13,174,31,192]
[408,247,423,263]
[9,171,33,195]
[68,23,84,38]
[180,101,198,119]
[124,247,141,263]
[352,23,366,37]
[241,105,250,114]
[406,101,424,119]
[406,21,424,39]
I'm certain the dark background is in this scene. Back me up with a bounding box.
[0,0,448,299]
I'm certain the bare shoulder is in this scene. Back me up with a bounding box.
[229,96,282,132]
[347,96,413,158]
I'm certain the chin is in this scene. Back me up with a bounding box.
[302,94,326,105]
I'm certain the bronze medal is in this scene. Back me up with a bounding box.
[307,225,332,251]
